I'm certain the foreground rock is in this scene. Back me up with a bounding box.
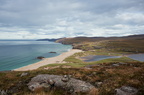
[28,74,97,95]
[115,86,138,95]
[0,89,7,95]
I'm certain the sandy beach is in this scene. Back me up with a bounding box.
[14,49,82,71]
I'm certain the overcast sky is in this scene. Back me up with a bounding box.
[0,0,144,39]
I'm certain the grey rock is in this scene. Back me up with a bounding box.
[95,82,103,88]
[61,75,70,82]
[112,62,128,67]
[28,82,42,91]
[47,79,55,85]
[0,89,7,95]
[92,72,97,75]
[28,74,97,94]
[115,86,138,95]
[112,64,120,67]
[21,72,28,77]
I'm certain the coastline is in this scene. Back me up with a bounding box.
[14,49,82,71]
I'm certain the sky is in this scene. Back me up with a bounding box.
[0,0,144,39]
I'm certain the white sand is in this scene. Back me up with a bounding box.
[14,49,82,71]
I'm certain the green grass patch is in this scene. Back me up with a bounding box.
[64,55,83,63]
[39,56,139,70]
[40,63,62,68]
[39,63,85,69]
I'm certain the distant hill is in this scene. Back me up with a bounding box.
[56,34,144,53]
[55,37,106,44]
[36,38,59,42]
[55,34,144,45]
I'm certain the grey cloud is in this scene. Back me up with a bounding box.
[79,0,144,13]
[0,0,144,39]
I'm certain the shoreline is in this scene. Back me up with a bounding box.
[14,49,82,71]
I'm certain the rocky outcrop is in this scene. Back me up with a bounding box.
[28,74,97,95]
[115,86,138,95]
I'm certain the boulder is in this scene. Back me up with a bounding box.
[28,74,97,94]
[0,89,7,95]
[115,86,138,95]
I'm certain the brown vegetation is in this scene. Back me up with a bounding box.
[56,34,144,53]
[0,62,144,95]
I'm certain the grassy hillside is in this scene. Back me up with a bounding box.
[56,34,144,53]
[0,61,144,95]
[56,34,144,44]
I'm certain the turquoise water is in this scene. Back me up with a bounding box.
[0,40,72,71]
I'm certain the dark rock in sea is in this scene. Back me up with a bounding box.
[28,74,97,94]
[49,52,57,53]
[20,72,29,77]
[36,56,45,59]
[115,86,138,95]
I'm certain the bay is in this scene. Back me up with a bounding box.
[0,40,72,71]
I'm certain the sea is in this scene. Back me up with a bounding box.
[0,40,72,71]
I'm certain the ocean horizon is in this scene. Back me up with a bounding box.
[0,40,72,71]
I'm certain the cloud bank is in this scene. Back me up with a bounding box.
[0,0,144,39]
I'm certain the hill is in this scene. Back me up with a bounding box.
[56,34,144,44]
[56,34,144,53]
[36,38,59,42]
